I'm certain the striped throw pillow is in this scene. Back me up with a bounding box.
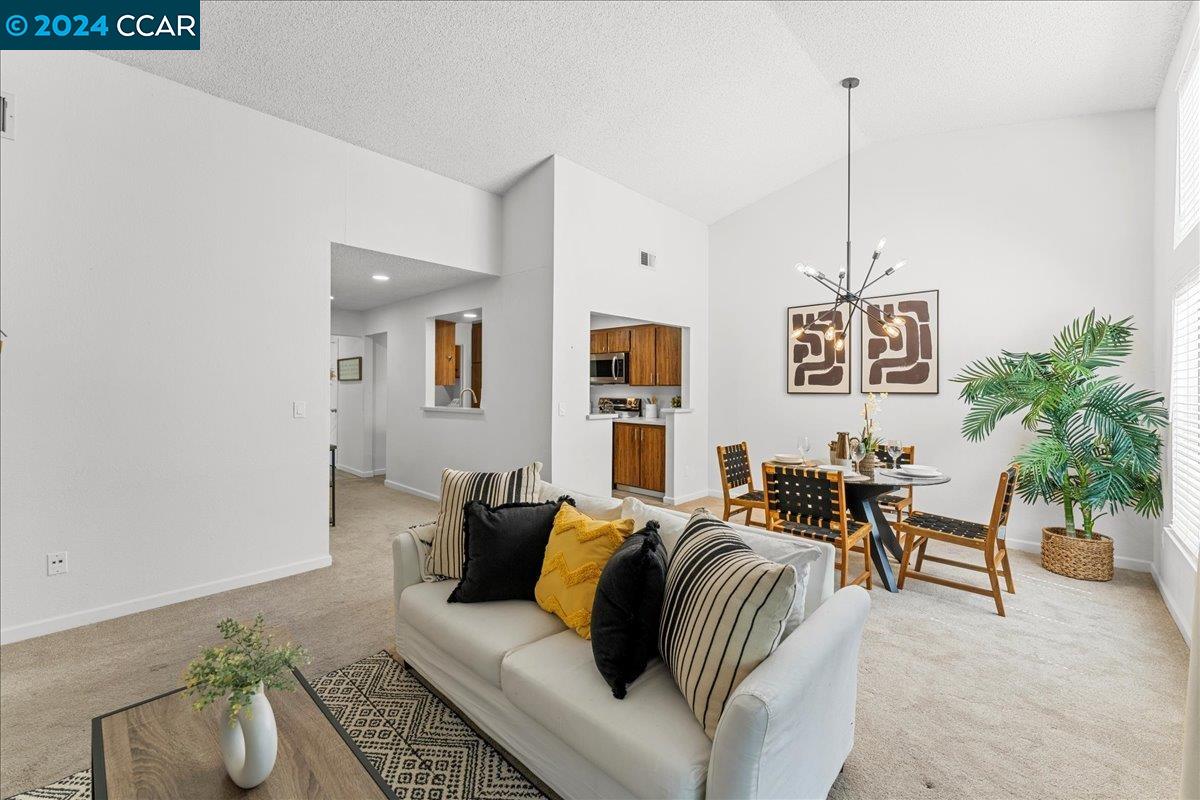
[659,511,798,739]
[426,462,542,579]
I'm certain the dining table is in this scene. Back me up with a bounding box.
[762,460,951,593]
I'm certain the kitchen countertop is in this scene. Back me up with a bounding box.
[609,416,666,426]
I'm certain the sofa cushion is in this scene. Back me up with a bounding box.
[449,499,564,604]
[535,503,634,638]
[502,631,711,800]
[660,511,798,738]
[591,522,669,699]
[538,480,624,520]
[428,462,543,579]
[398,580,564,688]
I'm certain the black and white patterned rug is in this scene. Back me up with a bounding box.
[6,651,547,800]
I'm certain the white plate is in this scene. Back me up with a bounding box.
[899,465,941,477]
[773,454,806,464]
[816,464,848,472]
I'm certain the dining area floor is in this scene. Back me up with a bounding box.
[640,490,1189,798]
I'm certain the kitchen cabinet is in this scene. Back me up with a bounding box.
[470,322,483,407]
[434,320,457,386]
[591,329,610,354]
[654,326,682,386]
[628,324,682,386]
[607,327,631,353]
[612,422,665,493]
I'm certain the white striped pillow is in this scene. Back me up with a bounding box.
[426,462,542,579]
[659,511,798,739]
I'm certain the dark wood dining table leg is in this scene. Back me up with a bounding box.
[856,498,904,593]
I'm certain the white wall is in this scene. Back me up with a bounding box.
[0,52,500,642]
[363,159,555,498]
[551,157,710,501]
[710,111,1157,567]
[370,334,388,473]
[1153,1,1200,643]
[332,335,372,476]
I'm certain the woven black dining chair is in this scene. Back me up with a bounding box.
[717,442,767,527]
[762,464,872,589]
[895,466,1019,616]
[875,443,917,523]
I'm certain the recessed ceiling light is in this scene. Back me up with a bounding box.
[372,274,390,281]
[330,295,335,300]
[463,312,478,319]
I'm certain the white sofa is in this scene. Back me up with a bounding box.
[391,481,871,800]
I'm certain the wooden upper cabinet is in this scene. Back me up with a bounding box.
[627,324,681,386]
[434,320,457,386]
[654,325,682,386]
[628,326,657,385]
[613,423,641,486]
[470,322,482,407]
[638,424,666,492]
[607,327,631,353]
[590,329,610,354]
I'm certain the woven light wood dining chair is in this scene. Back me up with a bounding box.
[875,444,917,523]
[762,463,873,589]
[895,466,1019,616]
[716,442,767,527]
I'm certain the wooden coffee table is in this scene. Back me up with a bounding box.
[91,668,396,799]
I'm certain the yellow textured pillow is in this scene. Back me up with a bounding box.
[536,503,634,638]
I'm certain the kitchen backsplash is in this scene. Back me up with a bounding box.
[590,385,682,412]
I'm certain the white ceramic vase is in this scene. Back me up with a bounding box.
[219,683,278,789]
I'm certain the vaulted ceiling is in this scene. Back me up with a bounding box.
[100,0,1192,223]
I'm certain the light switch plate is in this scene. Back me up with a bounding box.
[558,403,566,417]
[293,401,307,418]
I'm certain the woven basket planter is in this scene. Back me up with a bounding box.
[1041,526,1114,582]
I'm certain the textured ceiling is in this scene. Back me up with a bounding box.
[100,1,1190,223]
[331,244,491,311]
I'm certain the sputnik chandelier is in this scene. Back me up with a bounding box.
[793,77,909,351]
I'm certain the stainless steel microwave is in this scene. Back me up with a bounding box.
[590,352,627,385]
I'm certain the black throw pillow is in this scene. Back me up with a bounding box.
[590,521,668,699]
[447,497,568,603]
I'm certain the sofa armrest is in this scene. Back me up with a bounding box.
[392,528,432,642]
[706,586,871,800]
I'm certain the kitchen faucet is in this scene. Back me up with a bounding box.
[458,388,479,408]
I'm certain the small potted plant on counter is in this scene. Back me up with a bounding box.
[953,311,1166,581]
[185,614,310,788]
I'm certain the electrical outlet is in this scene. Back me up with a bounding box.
[47,551,67,576]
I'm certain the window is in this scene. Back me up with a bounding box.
[1177,29,1200,246]
[1170,269,1200,557]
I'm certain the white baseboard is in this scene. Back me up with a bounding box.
[336,465,376,479]
[1003,537,1151,573]
[371,468,387,477]
[0,554,333,645]
[1151,562,1193,647]
[667,490,718,506]
[384,479,439,502]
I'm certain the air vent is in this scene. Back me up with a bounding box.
[640,250,656,269]
[0,92,12,141]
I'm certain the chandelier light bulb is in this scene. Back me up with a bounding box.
[824,326,837,341]
[886,259,907,276]
[834,336,846,352]
[875,237,887,255]
[797,263,822,278]
[884,324,900,338]
[892,315,905,325]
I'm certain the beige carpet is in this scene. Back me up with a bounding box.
[0,475,1190,799]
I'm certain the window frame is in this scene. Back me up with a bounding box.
[1175,26,1200,248]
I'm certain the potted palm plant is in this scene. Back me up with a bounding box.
[953,311,1166,581]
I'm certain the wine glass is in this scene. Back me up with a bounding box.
[850,440,866,475]
[886,439,903,469]
[798,436,813,462]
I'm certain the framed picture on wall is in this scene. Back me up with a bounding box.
[786,303,851,394]
[337,356,363,382]
[860,289,939,394]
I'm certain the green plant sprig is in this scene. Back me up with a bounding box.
[953,310,1166,539]
[184,614,311,724]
